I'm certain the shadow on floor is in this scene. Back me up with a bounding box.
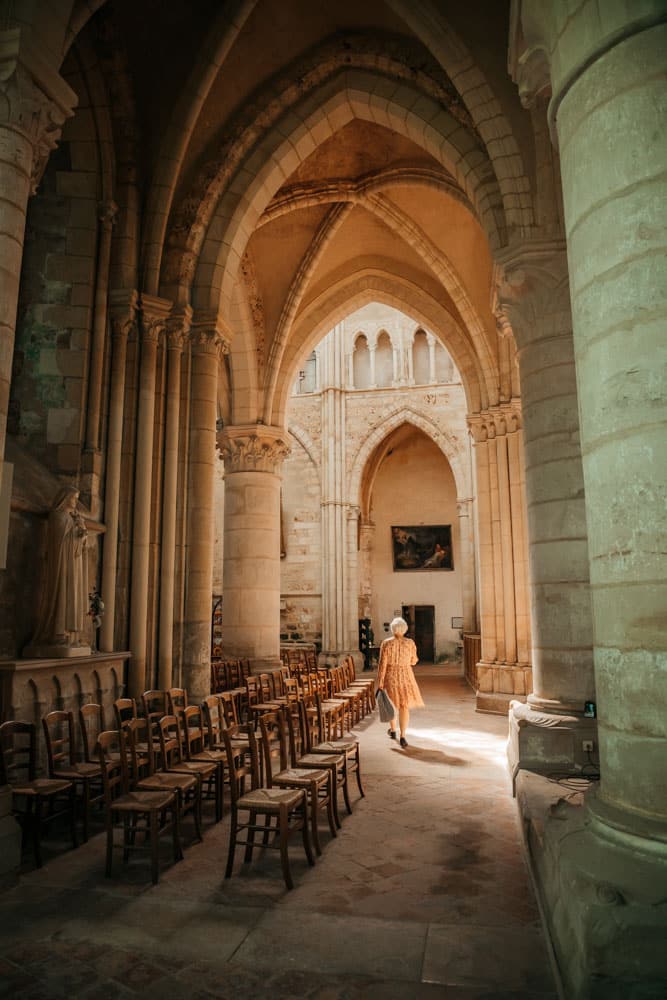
[391,745,470,766]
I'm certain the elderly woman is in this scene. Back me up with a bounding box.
[376,616,424,747]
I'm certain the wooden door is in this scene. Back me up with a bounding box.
[402,605,435,661]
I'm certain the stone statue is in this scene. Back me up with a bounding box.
[24,485,91,657]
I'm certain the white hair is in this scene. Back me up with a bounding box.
[390,617,408,636]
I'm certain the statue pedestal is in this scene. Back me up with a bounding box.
[22,643,91,658]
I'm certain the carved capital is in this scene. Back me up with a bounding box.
[190,312,231,357]
[140,294,172,345]
[108,288,139,343]
[468,402,522,443]
[0,32,78,194]
[219,424,291,474]
[166,305,192,351]
[98,200,119,230]
[492,241,571,350]
[508,5,552,110]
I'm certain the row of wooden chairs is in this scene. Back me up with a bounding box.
[211,658,252,694]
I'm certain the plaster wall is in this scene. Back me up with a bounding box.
[369,430,462,660]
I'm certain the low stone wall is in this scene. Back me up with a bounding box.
[0,651,129,736]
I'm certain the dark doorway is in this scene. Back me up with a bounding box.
[402,604,435,662]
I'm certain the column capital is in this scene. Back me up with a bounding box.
[98,199,119,231]
[165,305,192,351]
[468,401,522,442]
[140,294,172,344]
[219,424,291,474]
[492,240,570,350]
[189,312,230,357]
[0,29,78,193]
[108,288,139,342]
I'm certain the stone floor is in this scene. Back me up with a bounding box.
[0,665,559,999]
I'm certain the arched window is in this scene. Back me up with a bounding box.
[412,329,430,384]
[352,333,371,389]
[375,330,393,387]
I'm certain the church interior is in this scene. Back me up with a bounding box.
[0,1,665,997]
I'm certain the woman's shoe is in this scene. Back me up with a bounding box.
[400,737,408,748]
[388,728,397,740]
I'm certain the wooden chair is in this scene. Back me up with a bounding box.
[142,690,169,741]
[309,694,365,800]
[124,718,202,844]
[42,710,103,842]
[181,705,225,821]
[78,703,107,763]
[221,722,314,890]
[113,697,139,729]
[280,703,348,829]
[245,675,282,726]
[167,687,188,717]
[0,721,77,868]
[158,715,218,826]
[258,710,336,856]
[96,730,181,885]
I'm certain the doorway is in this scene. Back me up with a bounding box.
[402,604,435,662]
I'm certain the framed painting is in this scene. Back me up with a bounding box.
[391,524,453,571]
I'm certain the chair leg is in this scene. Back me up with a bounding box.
[150,811,159,885]
[300,799,315,868]
[326,782,337,838]
[105,818,114,878]
[82,781,90,843]
[244,809,257,863]
[355,754,365,797]
[225,805,238,878]
[33,798,43,869]
[123,815,131,863]
[193,783,203,843]
[309,787,321,856]
[278,804,293,890]
[172,802,183,862]
[342,769,352,815]
[68,786,78,848]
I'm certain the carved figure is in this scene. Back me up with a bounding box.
[25,486,91,657]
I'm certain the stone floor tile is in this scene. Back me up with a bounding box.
[422,922,556,992]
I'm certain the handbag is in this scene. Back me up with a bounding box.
[376,688,396,723]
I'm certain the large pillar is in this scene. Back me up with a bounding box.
[127,296,170,696]
[511,5,667,994]
[219,424,290,671]
[456,497,477,634]
[495,242,597,774]
[0,38,76,567]
[99,289,138,653]
[182,321,226,701]
[157,307,190,690]
[469,404,532,711]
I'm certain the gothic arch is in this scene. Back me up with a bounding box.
[349,405,469,517]
[287,422,319,473]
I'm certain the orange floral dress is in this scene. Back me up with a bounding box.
[376,636,425,710]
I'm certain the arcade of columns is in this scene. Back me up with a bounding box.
[0,1,665,993]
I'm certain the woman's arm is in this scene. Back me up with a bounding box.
[376,640,387,688]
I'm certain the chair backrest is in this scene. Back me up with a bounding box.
[257,710,288,782]
[299,673,313,697]
[96,730,129,803]
[0,720,37,784]
[244,675,259,707]
[124,717,155,780]
[142,690,169,736]
[224,659,241,688]
[283,677,299,703]
[113,697,138,730]
[221,723,260,800]
[79,703,106,763]
[306,650,318,671]
[283,703,306,767]
[258,673,274,702]
[182,705,204,757]
[42,711,76,773]
[239,659,252,682]
[201,695,223,746]
[167,688,188,716]
[219,690,240,727]
[158,714,185,767]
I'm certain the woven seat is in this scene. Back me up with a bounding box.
[238,786,304,810]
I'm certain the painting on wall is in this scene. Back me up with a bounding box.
[391,525,453,571]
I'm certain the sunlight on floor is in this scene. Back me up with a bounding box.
[409,725,509,766]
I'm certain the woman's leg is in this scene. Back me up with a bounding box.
[399,707,409,738]
[389,716,397,736]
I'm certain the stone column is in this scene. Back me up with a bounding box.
[219,424,290,671]
[510,6,667,993]
[99,289,138,653]
[426,333,437,384]
[127,296,170,696]
[358,518,375,622]
[368,344,377,388]
[183,321,226,702]
[456,497,477,633]
[0,38,76,532]
[157,307,190,690]
[406,335,415,385]
[85,201,118,454]
[469,404,532,711]
[345,505,363,666]
[495,244,595,711]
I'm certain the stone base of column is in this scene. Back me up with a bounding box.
[516,772,667,998]
[508,700,598,793]
[0,786,21,888]
[475,660,532,714]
